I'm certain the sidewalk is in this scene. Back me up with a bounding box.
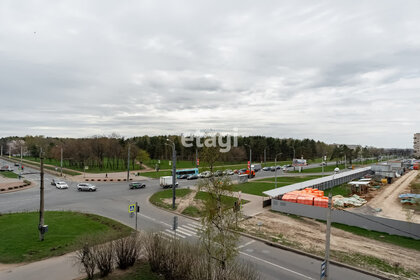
[233,191,266,217]
[0,252,83,280]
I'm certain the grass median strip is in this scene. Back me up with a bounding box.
[0,211,132,263]
[233,182,289,196]
[0,171,19,179]
[149,188,192,209]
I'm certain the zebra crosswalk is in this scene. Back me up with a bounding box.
[159,221,202,241]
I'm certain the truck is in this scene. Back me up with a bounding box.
[251,164,262,172]
[244,169,256,178]
[159,176,179,188]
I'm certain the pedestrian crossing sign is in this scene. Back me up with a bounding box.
[128,204,135,213]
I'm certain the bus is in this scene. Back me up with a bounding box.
[175,168,199,178]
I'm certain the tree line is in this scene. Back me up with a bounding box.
[0,134,412,171]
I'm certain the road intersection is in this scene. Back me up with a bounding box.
[0,159,379,280]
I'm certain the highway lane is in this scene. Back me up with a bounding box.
[0,159,379,280]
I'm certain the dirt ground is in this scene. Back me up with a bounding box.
[163,189,205,214]
[240,211,420,274]
[352,170,420,223]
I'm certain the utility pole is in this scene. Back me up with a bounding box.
[19,146,23,179]
[127,143,130,182]
[60,147,63,177]
[275,153,282,188]
[39,149,45,241]
[135,202,138,231]
[169,140,176,209]
[323,191,333,279]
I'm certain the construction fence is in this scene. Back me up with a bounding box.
[271,199,420,240]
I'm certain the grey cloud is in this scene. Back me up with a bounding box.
[0,0,419,148]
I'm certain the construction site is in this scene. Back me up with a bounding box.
[245,160,420,279]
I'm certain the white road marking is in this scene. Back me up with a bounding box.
[175,228,192,237]
[188,223,201,229]
[177,226,196,235]
[237,240,255,249]
[182,224,198,232]
[165,229,186,238]
[161,231,179,240]
[139,213,171,227]
[239,251,314,280]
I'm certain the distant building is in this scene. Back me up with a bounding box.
[414,133,420,158]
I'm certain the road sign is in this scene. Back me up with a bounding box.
[84,166,89,170]
[128,204,135,213]
[320,260,326,279]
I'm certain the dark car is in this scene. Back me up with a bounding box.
[187,174,199,180]
[129,182,146,189]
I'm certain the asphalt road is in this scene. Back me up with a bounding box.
[0,159,379,280]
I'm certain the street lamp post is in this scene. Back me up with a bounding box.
[60,147,63,177]
[166,139,177,209]
[275,153,282,188]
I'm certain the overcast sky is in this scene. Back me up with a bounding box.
[0,1,419,148]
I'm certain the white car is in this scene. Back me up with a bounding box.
[55,181,69,189]
[77,183,97,192]
[225,169,234,175]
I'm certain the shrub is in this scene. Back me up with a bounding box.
[75,242,96,280]
[114,233,141,269]
[93,242,114,277]
[143,233,260,280]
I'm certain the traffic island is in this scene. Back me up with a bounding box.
[0,180,33,194]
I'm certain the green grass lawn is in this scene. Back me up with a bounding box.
[0,211,132,263]
[233,182,289,196]
[324,184,352,197]
[140,170,172,178]
[16,156,142,174]
[10,157,81,176]
[331,223,420,252]
[255,175,323,183]
[194,191,248,206]
[146,159,250,170]
[291,164,347,173]
[0,171,19,179]
[180,191,249,217]
[149,188,192,209]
